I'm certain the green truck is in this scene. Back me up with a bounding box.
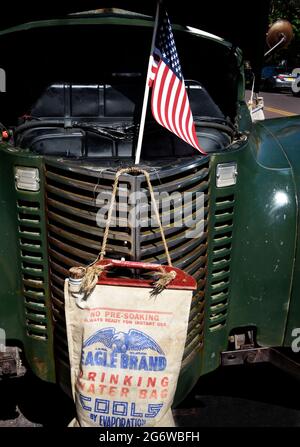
[0,1,300,408]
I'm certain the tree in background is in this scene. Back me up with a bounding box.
[269,0,300,66]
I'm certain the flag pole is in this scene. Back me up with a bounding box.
[135,1,161,165]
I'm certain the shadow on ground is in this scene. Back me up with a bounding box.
[0,371,75,427]
[175,362,300,427]
[1,362,300,427]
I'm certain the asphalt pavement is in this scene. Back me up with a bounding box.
[245,89,299,118]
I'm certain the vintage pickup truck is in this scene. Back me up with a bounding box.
[0,0,300,407]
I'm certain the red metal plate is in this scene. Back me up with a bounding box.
[96,259,197,290]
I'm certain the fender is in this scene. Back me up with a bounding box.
[258,116,300,346]
[198,121,298,377]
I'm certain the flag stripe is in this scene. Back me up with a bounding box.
[177,83,188,143]
[167,75,179,135]
[182,96,192,147]
[165,72,177,133]
[148,55,158,87]
[151,61,165,124]
[187,108,196,148]
[171,79,184,139]
[160,66,173,129]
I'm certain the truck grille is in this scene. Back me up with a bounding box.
[45,158,210,369]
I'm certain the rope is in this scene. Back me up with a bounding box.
[79,265,108,297]
[99,167,172,267]
[150,270,177,298]
[75,167,175,296]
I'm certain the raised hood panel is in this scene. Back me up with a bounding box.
[0,1,270,75]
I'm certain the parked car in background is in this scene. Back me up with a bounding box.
[261,65,297,91]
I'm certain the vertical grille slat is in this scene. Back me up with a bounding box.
[17,199,48,340]
[206,193,235,332]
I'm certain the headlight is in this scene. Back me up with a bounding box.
[216,163,237,188]
[15,167,40,192]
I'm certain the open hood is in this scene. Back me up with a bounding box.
[0,1,270,76]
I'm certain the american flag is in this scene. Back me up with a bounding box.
[148,8,206,154]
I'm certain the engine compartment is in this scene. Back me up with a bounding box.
[14,80,233,158]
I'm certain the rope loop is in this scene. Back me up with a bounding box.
[99,167,172,267]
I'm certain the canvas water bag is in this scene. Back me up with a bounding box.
[65,259,196,427]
